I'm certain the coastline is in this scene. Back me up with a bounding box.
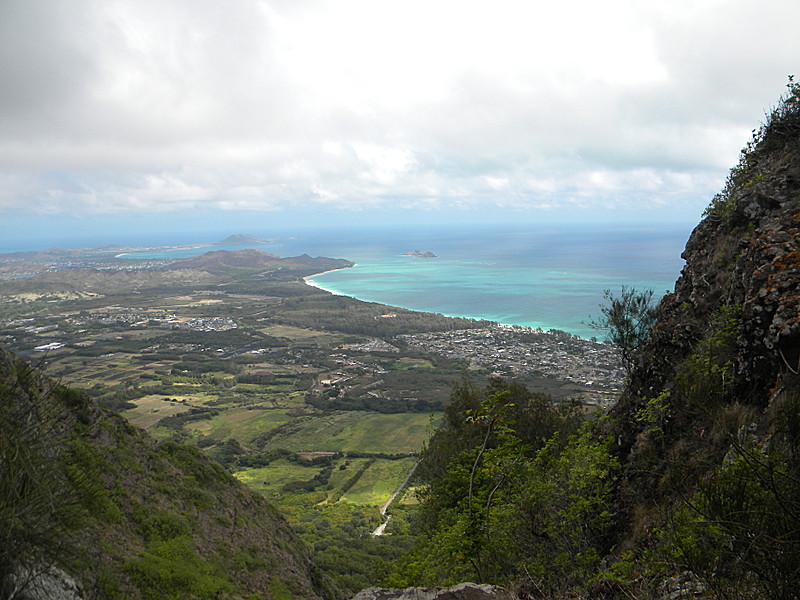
[303,266,499,325]
[302,270,593,338]
[303,267,545,335]
[35,225,685,341]
[294,224,687,339]
[300,258,604,338]
[303,272,602,346]
[302,265,357,296]
[115,242,216,260]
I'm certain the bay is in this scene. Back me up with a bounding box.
[114,222,692,339]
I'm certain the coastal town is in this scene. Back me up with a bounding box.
[308,325,625,411]
[398,325,624,398]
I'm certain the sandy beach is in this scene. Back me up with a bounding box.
[302,265,357,295]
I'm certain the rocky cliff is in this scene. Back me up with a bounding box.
[624,153,798,404]
[605,82,800,570]
[613,91,799,431]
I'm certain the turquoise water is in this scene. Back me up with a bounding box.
[302,225,688,338]
[113,222,692,339]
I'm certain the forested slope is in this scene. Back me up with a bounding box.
[0,347,335,600]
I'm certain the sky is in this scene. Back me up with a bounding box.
[1,0,800,247]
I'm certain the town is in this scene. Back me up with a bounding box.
[399,326,623,402]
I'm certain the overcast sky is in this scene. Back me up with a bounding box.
[1,0,799,243]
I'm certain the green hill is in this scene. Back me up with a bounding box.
[0,347,335,600]
[171,250,353,275]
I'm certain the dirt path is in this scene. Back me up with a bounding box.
[371,460,420,536]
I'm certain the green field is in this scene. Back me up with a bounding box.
[261,411,441,453]
[233,459,322,495]
[233,455,419,510]
[124,395,199,428]
[186,406,295,442]
[341,456,418,505]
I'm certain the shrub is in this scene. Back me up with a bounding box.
[124,536,232,600]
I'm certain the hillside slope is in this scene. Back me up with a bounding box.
[0,347,335,600]
[601,81,800,596]
[171,250,353,275]
[611,81,800,480]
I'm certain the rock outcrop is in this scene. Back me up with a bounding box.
[610,115,800,450]
[352,583,517,600]
[599,88,800,551]
[12,566,84,600]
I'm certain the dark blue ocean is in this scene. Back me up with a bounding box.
[10,222,693,339]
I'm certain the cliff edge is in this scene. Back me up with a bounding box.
[606,80,800,561]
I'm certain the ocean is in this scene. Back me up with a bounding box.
[104,222,692,339]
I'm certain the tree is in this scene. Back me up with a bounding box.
[389,378,586,588]
[587,287,657,377]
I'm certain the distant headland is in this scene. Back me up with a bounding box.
[216,234,279,244]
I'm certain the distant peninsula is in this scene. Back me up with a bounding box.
[216,234,279,244]
[174,249,353,273]
[402,250,437,258]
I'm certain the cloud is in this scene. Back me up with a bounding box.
[1,0,799,226]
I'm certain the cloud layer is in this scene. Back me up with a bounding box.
[1,0,799,225]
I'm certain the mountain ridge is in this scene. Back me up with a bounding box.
[596,80,800,596]
[0,346,336,600]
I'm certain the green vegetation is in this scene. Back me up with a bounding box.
[587,286,657,377]
[293,502,414,594]
[646,388,800,600]
[0,346,335,600]
[341,457,417,504]
[231,452,420,596]
[388,378,594,592]
[125,535,233,600]
[386,369,800,599]
[704,75,800,221]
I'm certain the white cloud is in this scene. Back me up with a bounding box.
[0,0,798,227]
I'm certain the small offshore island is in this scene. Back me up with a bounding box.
[401,250,437,258]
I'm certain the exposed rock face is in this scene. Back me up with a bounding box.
[610,133,800,456]
[14,566,84,600]
[576,114,800,578]
[351,583,517,600]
